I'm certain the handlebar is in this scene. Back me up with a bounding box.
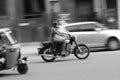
[68,34,71,37]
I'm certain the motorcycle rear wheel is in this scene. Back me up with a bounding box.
[41,48,56,62]
[74,44,90,59]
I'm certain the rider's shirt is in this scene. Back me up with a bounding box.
[51,27,68,41]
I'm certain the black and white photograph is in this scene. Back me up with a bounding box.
[0,0,120,80]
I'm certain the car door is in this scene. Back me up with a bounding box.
[66,23,107,48]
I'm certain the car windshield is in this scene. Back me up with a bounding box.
[65,22,108,32]
[96,22,108,30]
[5,30,18,45]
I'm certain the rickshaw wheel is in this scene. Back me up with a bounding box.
[17,63,28,74]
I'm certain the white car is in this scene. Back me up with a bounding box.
[58,21,120,50]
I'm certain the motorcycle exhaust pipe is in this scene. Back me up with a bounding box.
[40,54,64,58]
[40,54,55,57]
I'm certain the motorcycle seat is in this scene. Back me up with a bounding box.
[42,41,52,46]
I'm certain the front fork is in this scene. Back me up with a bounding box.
[74,41,83,53]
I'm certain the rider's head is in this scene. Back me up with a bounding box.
[52,20,58,28]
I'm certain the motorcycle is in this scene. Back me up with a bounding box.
[37,34,90,62]
[0,28,28,74]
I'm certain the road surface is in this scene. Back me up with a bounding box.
[0,48,120,80]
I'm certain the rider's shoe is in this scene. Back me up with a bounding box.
[60,52,66,57]
[0,62,4,69]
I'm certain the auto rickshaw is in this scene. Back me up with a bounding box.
[0,28,28,74]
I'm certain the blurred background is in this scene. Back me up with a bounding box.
[0,0,119,43]
[1,1,120,80]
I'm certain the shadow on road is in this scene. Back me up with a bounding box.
[31,58,87,64]
[26,48,120,64]
[91,49,120,53]
[0,73,19,77]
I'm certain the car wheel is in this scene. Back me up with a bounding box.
[107,38,120,50]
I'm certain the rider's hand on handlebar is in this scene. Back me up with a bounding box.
[68,34,71,38]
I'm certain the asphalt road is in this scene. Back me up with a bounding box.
[0,49,120,80]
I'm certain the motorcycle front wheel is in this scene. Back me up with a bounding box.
[41,48,56,62]
[74,44,90,59]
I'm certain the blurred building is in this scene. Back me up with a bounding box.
[0,0,52,42]
[60,0,119,29]
[0,0,119,42]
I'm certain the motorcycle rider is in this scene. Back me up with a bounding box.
[51,20,69,56]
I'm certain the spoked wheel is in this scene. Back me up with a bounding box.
[107,38,120,50]
[41,48,56,62]
[74,44,90,59]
